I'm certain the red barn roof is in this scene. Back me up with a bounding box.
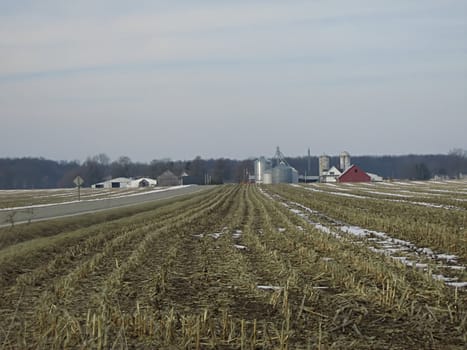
[338,164,371,183]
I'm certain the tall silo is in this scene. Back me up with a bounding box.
[255,156,267,183]
[319,155,330,177]
[339,151,351,171]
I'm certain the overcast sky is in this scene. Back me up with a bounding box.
[1,1,466,162]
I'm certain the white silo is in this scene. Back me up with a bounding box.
[263,170,273,184]
[255,157,267,183]
[339,151,351,171]
[319,155,330,177]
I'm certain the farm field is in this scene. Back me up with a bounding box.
[0,187,160,209]
[0,181,466,349]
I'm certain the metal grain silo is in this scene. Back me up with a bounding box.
[272,162,292,184]
[291,168,299,183]
[319,155,330,177]
[255,156,267,183]
[339,151,351,171]
[263,170,273,184]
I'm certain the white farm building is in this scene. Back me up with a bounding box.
[91,177,157,189]
[320,166,342,183]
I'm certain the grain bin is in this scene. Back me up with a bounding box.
[291,168,299,183]
[263,170,273,184]
[272,162,292,184]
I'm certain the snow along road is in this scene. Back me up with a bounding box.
[0,185,212,227]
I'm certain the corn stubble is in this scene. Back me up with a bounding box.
[0,184,466,349]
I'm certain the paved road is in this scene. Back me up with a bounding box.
[0,185,212,227]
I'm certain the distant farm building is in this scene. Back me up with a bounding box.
[321,166,342,183]
[319,151,376,183]
[254,147,299,184]
[132,178,158,187]
[157,170,180,187]
[338,165,371,183]
[181,175,204,185]
[92,177,157,189]
[368,173,383,182]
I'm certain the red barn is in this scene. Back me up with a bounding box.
[338,165,371,183]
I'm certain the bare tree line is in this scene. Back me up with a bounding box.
[0,150,466,189]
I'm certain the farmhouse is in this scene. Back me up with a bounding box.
[321,166,342,183]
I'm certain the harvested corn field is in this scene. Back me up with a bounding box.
[0,183,466,349]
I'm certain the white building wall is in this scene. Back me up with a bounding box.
[321,166,342,183]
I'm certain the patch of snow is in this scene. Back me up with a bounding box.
[419,247,434,255]
[365,190,409,198]
[435,254,458,262]
[446,282,467,288]
[340,225,370,237]
[314,224,332,235]
[209,233,222,239]
[442,265,465,271]
[432,274,458,282]
[257,285,283,291]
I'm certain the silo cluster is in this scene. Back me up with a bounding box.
[271,162,299,184]
[254,147,298,184]
[319,151,352,182]
[255,148,352,184]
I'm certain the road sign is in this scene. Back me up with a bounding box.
[73,176,84,187]
[73,176,84,201]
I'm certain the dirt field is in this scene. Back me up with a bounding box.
[0,183,465,349]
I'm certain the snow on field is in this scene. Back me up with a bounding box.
[0,186,191,211]
[264,190,467,289]
[257,285,283,291]
[364,190,409,197]
[300,184,465,211]
[302,186,367,199]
